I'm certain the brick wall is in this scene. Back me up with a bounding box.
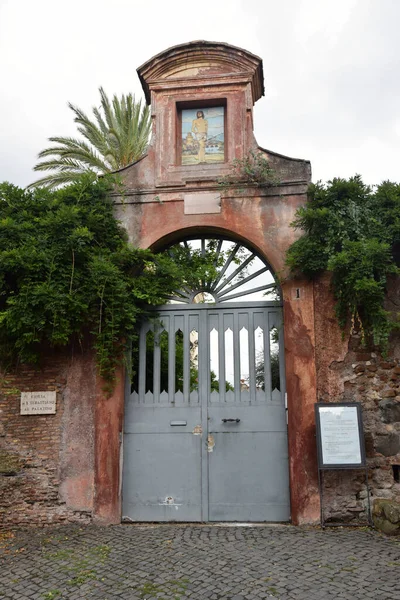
[0,349,96,527]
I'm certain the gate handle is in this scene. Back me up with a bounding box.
[222,418,240,423]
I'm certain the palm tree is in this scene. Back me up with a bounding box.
[28,87,151,189]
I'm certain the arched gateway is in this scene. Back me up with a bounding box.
[108,41,320,525]
[122,237,289,521]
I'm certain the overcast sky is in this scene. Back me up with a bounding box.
[1,0,399,188]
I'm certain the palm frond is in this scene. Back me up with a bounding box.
[29,86,151,189]
[92,107,109,138]
[69,103,111,158]
[27,170,97,190]
[32,159,87,173]
[99,87,116,133]
[36,138,110,172]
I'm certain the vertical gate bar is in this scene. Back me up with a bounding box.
[189,314,199,404]
[201,238,206,287]
[168,314,175,403]
[264,309,272,401]
[208,314,218,402]
[197,311,204,403]
[278,311,286,402]
[138,324,147,402]
[153,322,161,403]
[200,309,209,521]
[233,311,241,401]
[218,311,226,403]
[183,312,190,403]
[248,310,256,403]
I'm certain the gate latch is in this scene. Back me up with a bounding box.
[222,418,240,423]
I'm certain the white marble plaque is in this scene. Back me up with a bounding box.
[319,405,361,465]
[184,193,221,214]
[20,391,56,415]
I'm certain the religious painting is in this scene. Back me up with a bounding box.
[181,106,225,165]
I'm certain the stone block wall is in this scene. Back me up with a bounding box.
[314,274,400,523]
[0,350,96,528]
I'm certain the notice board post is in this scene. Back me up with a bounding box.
[315,402,372,528]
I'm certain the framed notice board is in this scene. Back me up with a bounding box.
[315,402,366,469]
[315,402,371,527]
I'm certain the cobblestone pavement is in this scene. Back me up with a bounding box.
[0,524,399,600]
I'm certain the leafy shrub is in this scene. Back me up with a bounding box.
[218,150,279,189]
[0,176,181,384]
[286,176,400,348]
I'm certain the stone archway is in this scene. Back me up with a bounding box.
[94,222,320,525]
[122,235,290,522]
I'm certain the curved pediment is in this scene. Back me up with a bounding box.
[138,40,264,104]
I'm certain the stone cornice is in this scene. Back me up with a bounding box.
[138,40,264,105]
[111,181,309,204]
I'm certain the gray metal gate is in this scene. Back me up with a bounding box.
[122,301,289,522]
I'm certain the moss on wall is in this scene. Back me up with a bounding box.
[0,450,23,475]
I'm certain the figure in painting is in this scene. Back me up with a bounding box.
[181,107,224,165]
[191,110,208,163]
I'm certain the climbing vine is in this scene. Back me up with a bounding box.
[286,176,400,349]
[0,176,184,385]
[0,178,246,388]
[2,169,398,384]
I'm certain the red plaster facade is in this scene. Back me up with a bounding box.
[94,367,124,523]
[112,41,319,525]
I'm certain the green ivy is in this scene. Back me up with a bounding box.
[286,176,400,349]
[0,176,183,385]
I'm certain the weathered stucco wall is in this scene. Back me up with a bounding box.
[94,366,124,524]
[114,187,321,525]
[111,41,320,524]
